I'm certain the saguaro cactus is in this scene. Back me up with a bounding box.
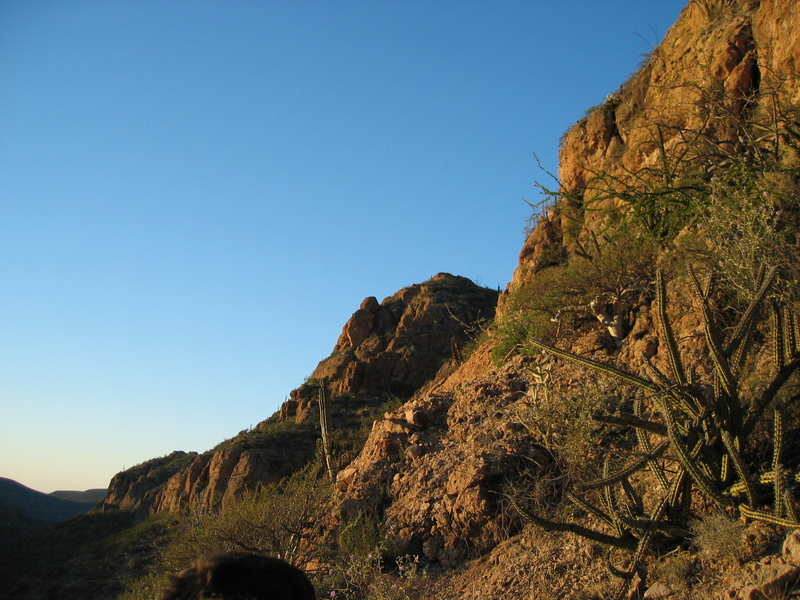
[318,378,334,480]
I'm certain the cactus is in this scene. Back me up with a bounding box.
[514,267,800,600]
[318,378,334,480]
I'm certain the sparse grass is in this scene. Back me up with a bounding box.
[690,512,744,563]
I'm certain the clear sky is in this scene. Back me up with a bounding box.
[0,1,686,494]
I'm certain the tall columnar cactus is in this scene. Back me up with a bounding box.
[318,378,334,480]
[514,267,800,599]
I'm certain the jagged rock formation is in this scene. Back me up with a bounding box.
[511,0,800,291]
[335,346,554,566]
[98,273,498,516]
[151,425,320,514]
[282,273,498,421]
[99,451,198,515]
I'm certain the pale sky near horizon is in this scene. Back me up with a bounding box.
[0,1,687,494]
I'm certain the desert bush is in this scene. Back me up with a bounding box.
[319,512,427,600]
[697,160,800,309]
[175,461,329,567]
[494,226,658,361]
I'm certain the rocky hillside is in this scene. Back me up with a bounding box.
[330,1,800,598]
[512,0,800,289]
[6,2,800,599]
[98,273,498,516]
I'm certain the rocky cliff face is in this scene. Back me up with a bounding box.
[509,0,800,294]
[332,1,800,596]
[100,451,197,514]
[98,273,498,516]
[92,2,800,597]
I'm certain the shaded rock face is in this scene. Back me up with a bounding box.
[99,451,198,515]
[151,427,319,514]
[283,273,499,420]
[101,427,320,516]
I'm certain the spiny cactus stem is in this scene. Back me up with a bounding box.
[773,408,785,517]
[603,459,628,538]
[720,430,755,507]
[594,412,668,436]
[634,399,671,492]
[528,339,660,392]
[667,466,688,512]
[566,492,616,529]
[721,454,731,483]
[771,301,786,371]
[656,269,687,386]
[621,477,644,515]
[727,469,800,496]
[577,441,669,491]
[689,267,738,400]
[509,496,637,550]
[740,504,800,528]
[318,378,334,480]
[643,356,702,419]
[664,404,733,507]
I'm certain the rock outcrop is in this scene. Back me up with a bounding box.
[509,0,800,297]
[337,349,556,565]
[151,425,320,514]
[99,451,197,515]
[98,273,498,516]
[282,273,499,421]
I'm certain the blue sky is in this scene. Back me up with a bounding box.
[0,1,686,494]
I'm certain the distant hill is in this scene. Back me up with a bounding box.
[50,488,106,504]
[0,477,97,522]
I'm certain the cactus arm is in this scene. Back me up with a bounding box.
[687,266,737,399]
[656,269,687,386]
[576,441,670,490]
[739,504,800,528]
[318,378,334,480]
[773,408,785,517]
[509,496,637,550]
[593,412,667,436]
[566,492,616,529]
[720,431,755,507]
[663,403,734,507]
[527,339,660,392]
[634,398,671,493]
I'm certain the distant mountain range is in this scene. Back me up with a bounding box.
[0,477,104,523]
